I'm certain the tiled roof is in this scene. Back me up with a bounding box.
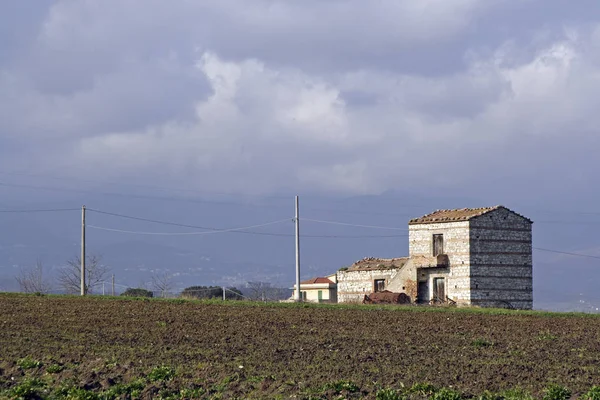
[347,257,409,271]
[301,277,334,285]
[408,206,532,225]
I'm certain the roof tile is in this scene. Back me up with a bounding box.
[408,206,532,225]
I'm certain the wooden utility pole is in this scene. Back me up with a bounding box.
[294,196,301,302]
[81,205,86,296]
[111,274,115,296]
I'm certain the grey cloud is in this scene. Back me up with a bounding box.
[1,0,600,201]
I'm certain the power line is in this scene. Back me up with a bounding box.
[534,247,600,260]
[87,224,407,238]
[302,217,407,231]
[87,209,407,238]
[88,219,290,236]
[87,208,291,232]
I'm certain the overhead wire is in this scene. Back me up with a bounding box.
[87,225,407,238]
[87,219,290,236]
[533,247,600,260]
[301,217,407,231]
[86,208,408,238]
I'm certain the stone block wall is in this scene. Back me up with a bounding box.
[336,269,400,303]
[409,221,471,302]
[469,208,533,309]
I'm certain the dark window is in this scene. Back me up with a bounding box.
[433,234,444,256]
[374,279,385,292]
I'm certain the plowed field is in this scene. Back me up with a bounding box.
[1,293,600,399]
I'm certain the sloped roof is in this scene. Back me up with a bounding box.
[347,257,409,271]
[408,206,532,225]
[301,277,334,285]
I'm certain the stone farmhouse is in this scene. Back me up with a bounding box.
[332,206,533,309]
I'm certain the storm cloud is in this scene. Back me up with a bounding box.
[1,1,600,200]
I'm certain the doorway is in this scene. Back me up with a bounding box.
[433,278,445,302]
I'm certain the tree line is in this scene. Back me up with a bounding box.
[15,257,289,301]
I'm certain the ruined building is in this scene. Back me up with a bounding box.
[336,206,533,309]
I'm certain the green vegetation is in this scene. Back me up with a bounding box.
[180,285,243,300]
[8,377,47,399]
[542,384,571,400]
[17,356,43,370]
[147,365,175,382]
[46,364,63,374]
[537,330,559,341]
[584,386,600,400]
[120,287,153,297]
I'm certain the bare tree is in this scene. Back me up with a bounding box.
[152,272,173,298]
[246,281,284,302]
[15,260,52,294]
[58,254,110,294]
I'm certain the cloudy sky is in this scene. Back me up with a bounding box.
[1,0,599,199]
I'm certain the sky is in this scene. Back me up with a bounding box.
[1,1,600,309]
[1,0,599,198]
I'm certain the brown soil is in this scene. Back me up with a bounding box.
[1,293,600,398]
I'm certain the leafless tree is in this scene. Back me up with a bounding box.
[152,272,173,298]
[15,260,52,294]
[58,254,110,294]
[246,281,284,302]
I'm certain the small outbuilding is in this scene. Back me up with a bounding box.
[291,274,337,303]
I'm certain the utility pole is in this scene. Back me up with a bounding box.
[111,274,115,296]
[294,196,301,302]
[222,286,226,301]
[81,205,86,296]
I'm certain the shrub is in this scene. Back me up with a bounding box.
[433,388,463,400]
[121,288,153,298]
[9,377,46,399]
[17,356,43,370]
[54,386,100,400]
[325,380,360,394]
[376,388,405,400]
[100,378,146,398]
[178,387,206,399]
[542,384,571,400]
[46,364,63,374]
[584,386,600,400]
[501,387,534,400]
[478,390,503,400]
[410,382,437,396]
[148,365,175,382]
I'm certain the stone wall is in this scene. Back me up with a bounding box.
[337,269,400,303]
[469,207,533,310]
[337,207,533,309]
[409,221,471,303]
